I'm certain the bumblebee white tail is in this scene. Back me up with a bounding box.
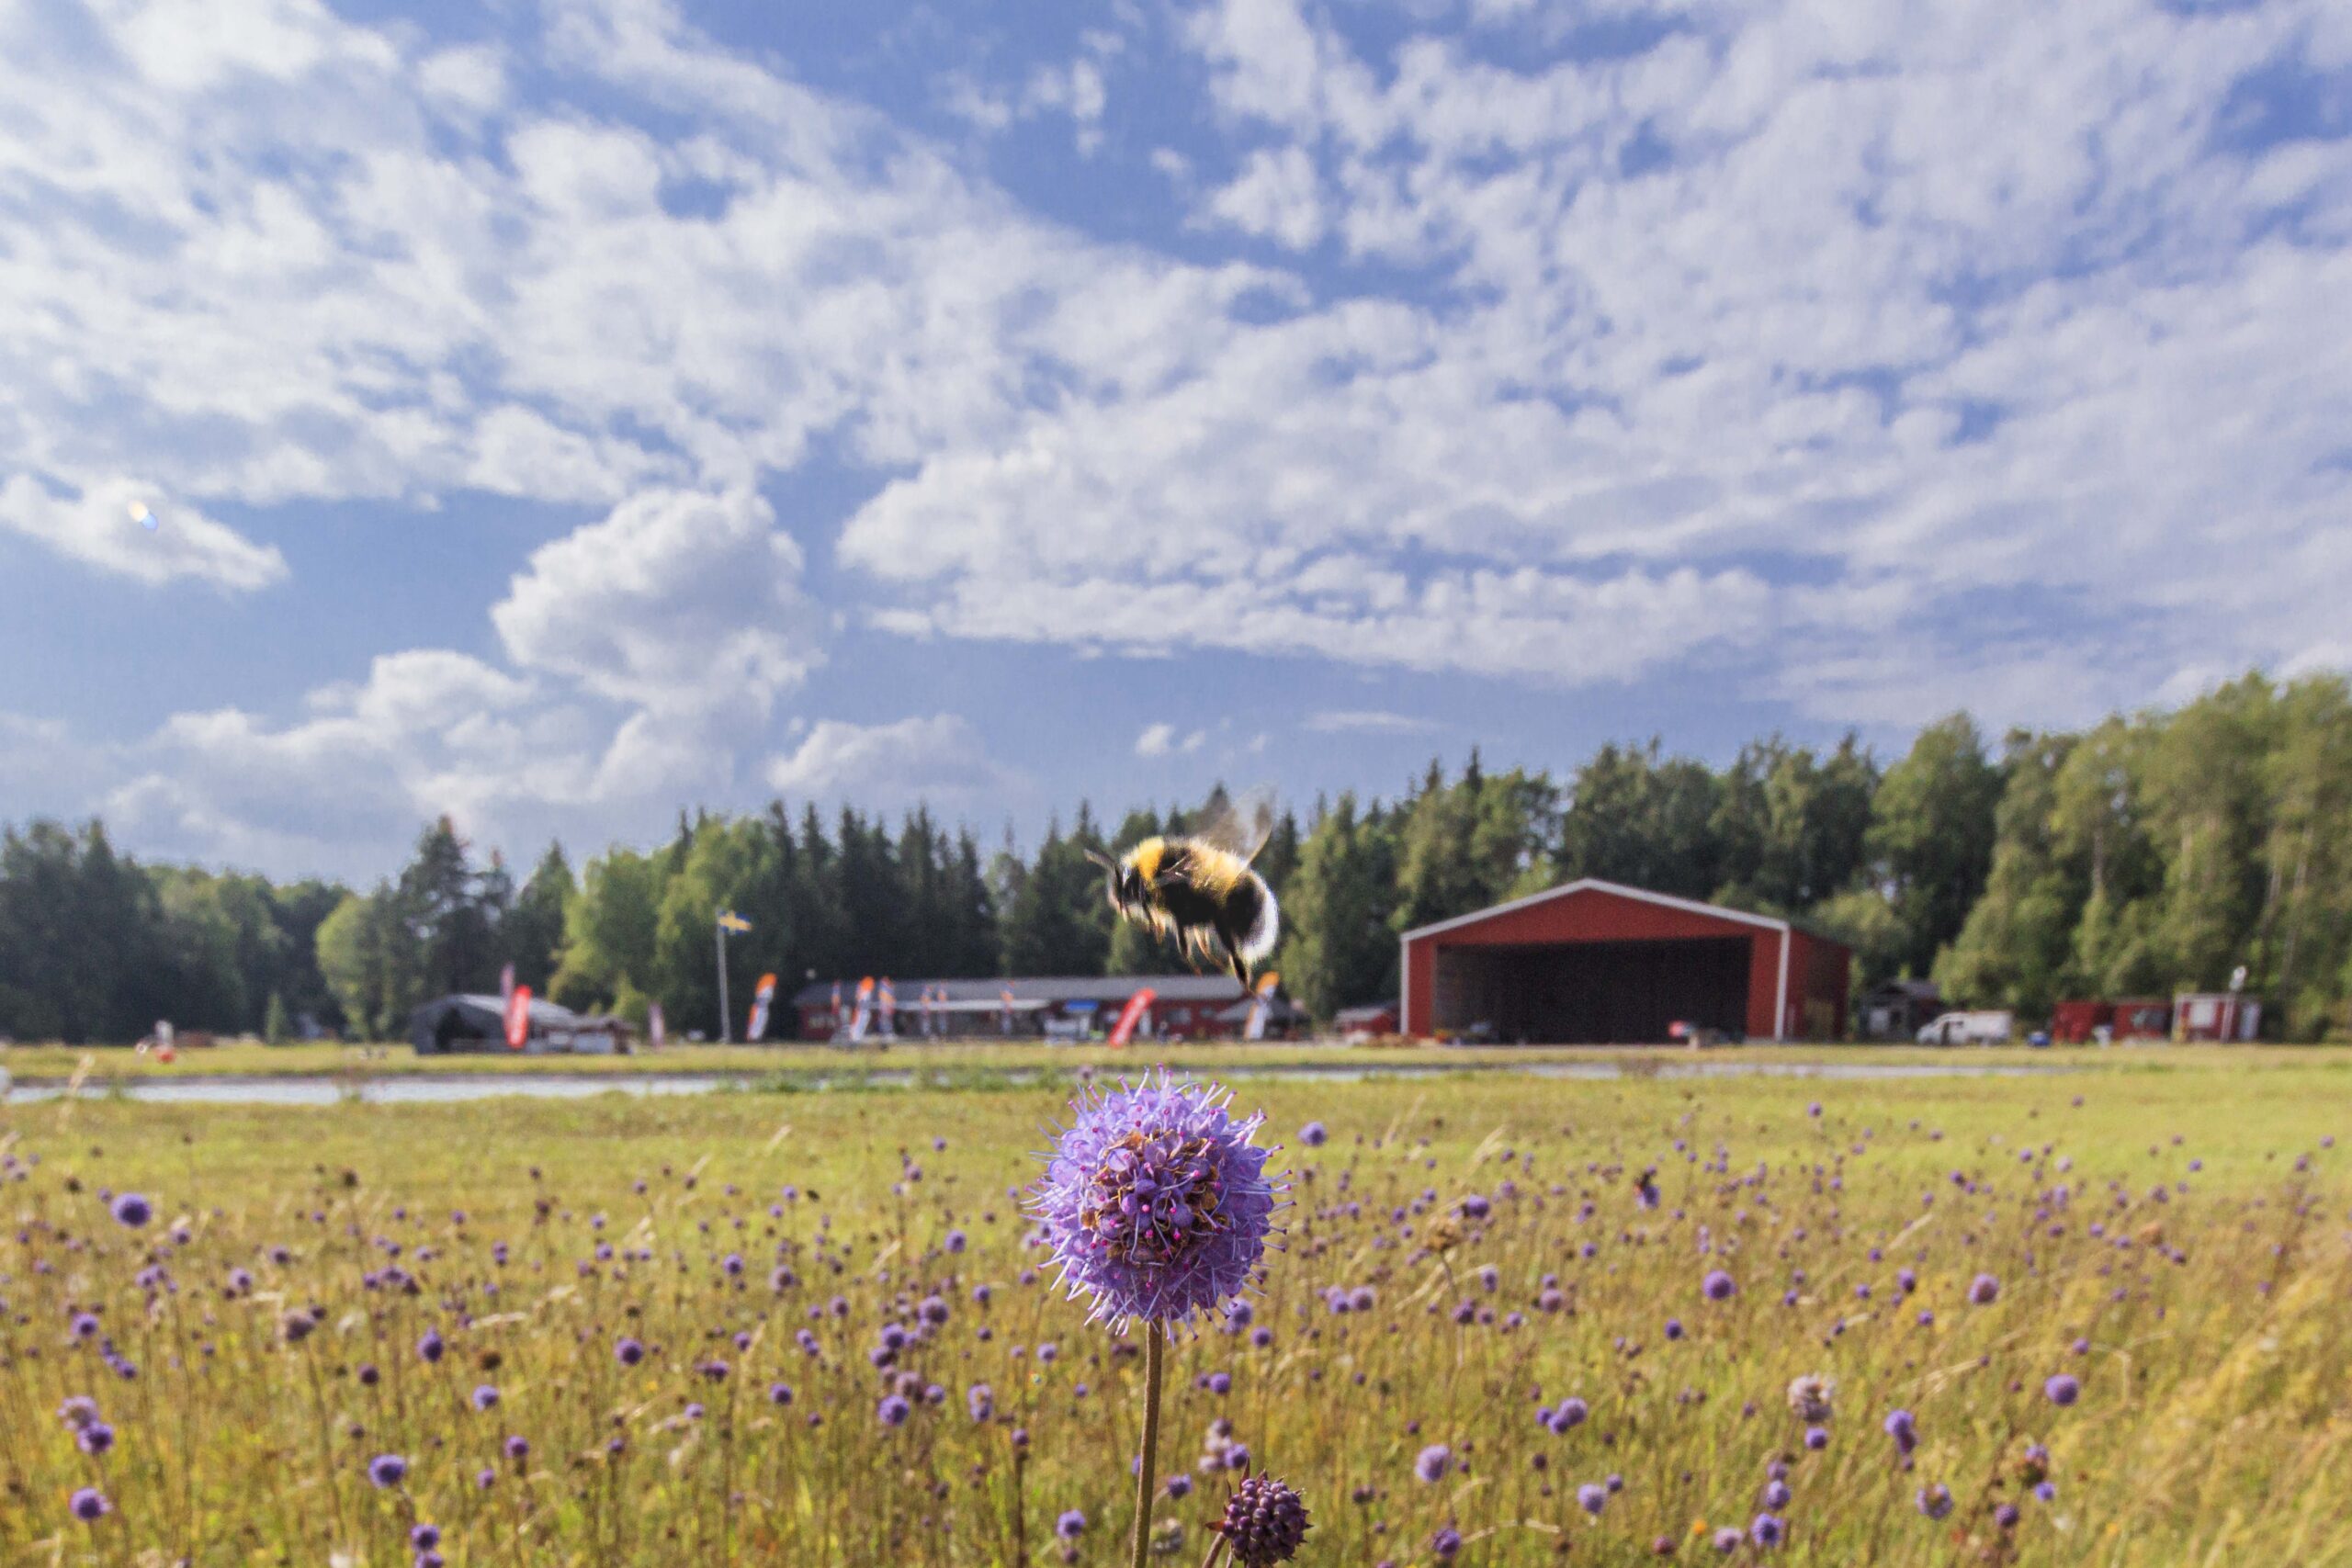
[1240,873,1279,964]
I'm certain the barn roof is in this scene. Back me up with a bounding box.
[1399,878,1796,942]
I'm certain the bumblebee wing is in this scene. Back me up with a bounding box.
[1188,784,1278,866]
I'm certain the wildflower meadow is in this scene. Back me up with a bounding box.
[4,1059,2350,1565]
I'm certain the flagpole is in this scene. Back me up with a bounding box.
[716,912,731,1044]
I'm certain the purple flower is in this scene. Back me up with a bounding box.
[1415,1444,1453,1483]
[70,1486,110,1521]
[1763,1479,1790,1509]
[1883,1409,1917,1456]
[1430,1526,1463,1559]
[410,1525,441,1551]
[877,1394,911,1427]
[1549,1396,1588,1433]
[2044,1374,2079,1406]
[1577,1483,1607,1516]
[110,1193,153,1228]
[1751,1513,1784,1547]
[417,1328,444,1363]
[1301,1122,1329,1147]
[57,1395,100,1430]
[1917,1483,1953,1518]
[2034,1481,2057,1503]
[769,1382,794,1405]
[1713,1526,1744,1552]
[504,1435,529,1461]
[471,1384,500,1411]
[1029,1073,1281,1328]
[76,1422,114,1455]
[1214,1473,1312,1566]
[616,1337,645,1366]
[1702,1269,1736,1302]
[967,1383,994,1421]
[1056,1508,1087,1540]
[368,1453,409,1488]
[1968,1273,2001,1305]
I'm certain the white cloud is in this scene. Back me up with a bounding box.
[1304,710,1436,735]
[1205,146,1326,250]
[0,475,287,591]
[491,488,818,714]
[1136,722,1178,757]
[764,715,1022,807]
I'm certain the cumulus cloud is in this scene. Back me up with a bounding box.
[491,488,818,714]
[765,716,1023,807]
[0,475,287,591]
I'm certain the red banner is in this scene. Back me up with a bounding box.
[504,986,533,1051]
[1107,987,1157,1047]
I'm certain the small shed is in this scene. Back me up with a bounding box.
[410,994,586,1055]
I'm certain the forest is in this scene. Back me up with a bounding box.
[3,672,2348,1043]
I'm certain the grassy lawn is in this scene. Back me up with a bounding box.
[2,1064,2346,1563]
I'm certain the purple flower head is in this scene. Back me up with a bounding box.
[967,1382,994,1421]
[615,1337,644,1367]
[417,1328,445,1363]
[2044,1373,2079,1407]
[1713,1526,1744,1553]
[410,1525,441,1551]
[1917,1483,1953,1519]
[368,1453,409,1488]
[471,1384,500,1411]
[504,1435,529,1461]
[1415,1444,1453,1483]
[1751,1513,1784,1547]
[1549,1396,1589,1433]
[1029,1073,1282,1329]
[1577,1482,1607,1516]
[1883,1408,1917,1456]
[1056,1508,1087,1540]
[1300,1122,1328,1147]
[1214,1473,1312,1566]
[77,1422,114,1455]
[111,1193,153,1228]
[58,1395,101,1430]
[877,1393,911,1427]
[1968,1272,2001,1305]
[71,1486,111,1522]
[1431,1526,1463,1559]
[1702,1269,1736,1302]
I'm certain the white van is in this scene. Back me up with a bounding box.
[1917,1010,2013,1045]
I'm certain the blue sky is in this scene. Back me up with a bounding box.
[2,0,2348,883]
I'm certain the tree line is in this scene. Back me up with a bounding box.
[5,672,2349,1043]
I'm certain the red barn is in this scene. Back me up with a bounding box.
[1400,879,1849,1043]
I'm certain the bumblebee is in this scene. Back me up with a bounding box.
[1087,794,1280,983]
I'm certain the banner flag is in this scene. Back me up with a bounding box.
[1107,987,1157,1047]
[649,1002,665,1049]
[504,987,533,1051]
[1243,971,1281,1042]
[747,973,778,1042]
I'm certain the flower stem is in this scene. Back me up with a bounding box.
[1131,1324,1165,1568]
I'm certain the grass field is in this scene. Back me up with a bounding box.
[3,1063,2348,1564]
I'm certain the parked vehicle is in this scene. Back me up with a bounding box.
[1916,1010,2014,1045]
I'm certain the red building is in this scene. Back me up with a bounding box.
[1400,879,1849,1043]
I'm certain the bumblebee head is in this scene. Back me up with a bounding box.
[1084,849,1137,914]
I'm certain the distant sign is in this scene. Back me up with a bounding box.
[504,987,533,1051]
